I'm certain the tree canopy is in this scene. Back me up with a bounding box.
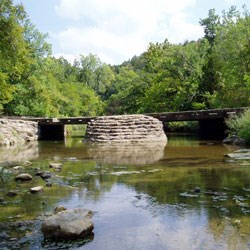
[0,1,249,117]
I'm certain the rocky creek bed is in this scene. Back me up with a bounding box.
[0,219,93,250]
[0,159,95,249]
[0,138,250,249]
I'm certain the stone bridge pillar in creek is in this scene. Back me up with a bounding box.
[199,118,227,140]
[38,124,65,140]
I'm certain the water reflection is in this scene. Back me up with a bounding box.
[0,141,39,164]
[63,184,250,250]
[35,140,167,165]
[87,141,167,165]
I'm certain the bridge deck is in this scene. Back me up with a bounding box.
[23,107,247,125]
[147,108,246,122]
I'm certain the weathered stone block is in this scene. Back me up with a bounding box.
[41,208,94,240]
[85,115,167,142]
[0,119,38,146]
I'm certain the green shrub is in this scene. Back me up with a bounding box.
[226,110,250,144]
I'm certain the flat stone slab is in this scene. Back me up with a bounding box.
[226,149,250,160]
[41,208,94,240]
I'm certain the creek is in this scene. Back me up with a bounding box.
[0,134,250,249]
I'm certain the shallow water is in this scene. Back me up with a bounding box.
[0,135,250,249]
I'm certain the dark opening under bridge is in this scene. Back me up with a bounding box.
[26,107,248,140]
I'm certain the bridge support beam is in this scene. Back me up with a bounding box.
[38,124,65,140]
[199,118,227,140]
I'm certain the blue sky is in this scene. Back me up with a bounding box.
[14,0,248,65]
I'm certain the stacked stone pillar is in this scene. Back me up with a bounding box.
[85,115,167,142]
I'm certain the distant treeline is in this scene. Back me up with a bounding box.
[0,0,249,117]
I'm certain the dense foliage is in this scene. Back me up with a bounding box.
[0,1,249,117]
[226,110,250,144]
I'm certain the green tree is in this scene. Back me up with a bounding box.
[0,0,29,111]
[106,66,148,114]
[211,6,250,107]
[77,53,114,99]
[199,9,221,107]
[200,9,220,45]
[1,0,53,115]
[140,40,209,112]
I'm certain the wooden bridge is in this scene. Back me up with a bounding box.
[23,107,247,140]
[27,107,246,124]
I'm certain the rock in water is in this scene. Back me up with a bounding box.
[30,186,43,193]
[40,171,52,180]
[49,163,63,170]
[41,208,94,240]
[15,173,32,181]
[7,190,18,197]
[223,135,246,145]
[54,206,67,214]
[85,114,167,142]
[24,160,32,166]
[13,166,24,171]
[226,149,250,160]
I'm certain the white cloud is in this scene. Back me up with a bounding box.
[224,0,238,3]
[53,0,204,64]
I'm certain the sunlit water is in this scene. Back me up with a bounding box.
[0,135,250,249]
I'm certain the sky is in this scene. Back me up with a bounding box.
[14,0,248,65]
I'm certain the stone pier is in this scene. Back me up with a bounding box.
[0,119,38,146]
[85,114,167,142]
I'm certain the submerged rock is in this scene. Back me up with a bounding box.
[7,191,18,197]
[204,191,227,196]
[179,192,199,198]
[15,173,32,181]
[35,171,43,176]
[194,187,201,193]
[40,171,52,180]
[0,231,9,240]
[41,208,94,240]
